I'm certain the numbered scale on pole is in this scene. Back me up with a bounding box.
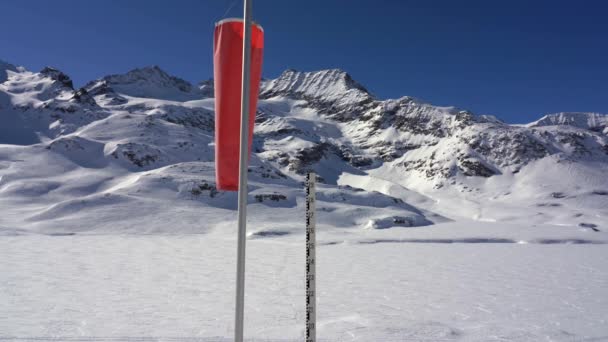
[306,172,316,342]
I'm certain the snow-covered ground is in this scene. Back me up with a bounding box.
[1,221,607,341]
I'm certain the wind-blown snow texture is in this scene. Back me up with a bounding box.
[1,60,607,340]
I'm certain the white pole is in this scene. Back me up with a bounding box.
[235,0,252,341]
[306,172,317,342]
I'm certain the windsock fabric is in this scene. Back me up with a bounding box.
[213,19,264,191]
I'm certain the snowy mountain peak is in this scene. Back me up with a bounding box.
[0,59,18,83]
[88,65,202,102]
[262,68,371,99]
[260,68,374,120]
[40,67,74,89]
[117,65,185,84]
[527,112,608,132]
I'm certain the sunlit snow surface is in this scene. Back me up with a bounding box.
[1,221,608,341]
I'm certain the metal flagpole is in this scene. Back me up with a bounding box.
[235,0,252,341]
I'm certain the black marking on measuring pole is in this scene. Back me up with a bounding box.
[305,172,316,342]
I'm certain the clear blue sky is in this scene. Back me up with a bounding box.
[2,0,606,123]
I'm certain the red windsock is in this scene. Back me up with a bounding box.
[213,19,264,191]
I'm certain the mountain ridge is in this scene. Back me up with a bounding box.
[0,59,606,233]
[3,59,605,125]
[527,112,608,132]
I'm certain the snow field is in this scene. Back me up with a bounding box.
[1,221,607,341]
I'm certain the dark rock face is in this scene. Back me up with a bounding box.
[40,67,74,89]
[465,131,547,168]
[392,216,417,226]
[400,158,455,180]
[558,132,593,156]
[393,115,446,137]
[247,165,287,180]
[364,99,499,139]
[159,106,214,131]
[110,143,161,168]
[122,151,158,167]
[198,79,214,98]
[343,153,373,167]
[254,193,287,202]
[457,157,497,177]
[85,80,112,96]
[288,142,341,175]
[70,88,98,106]
[579,222,600,231]
[83,80,128,105]
[191,182,219,198]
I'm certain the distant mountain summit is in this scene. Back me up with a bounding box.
[85,65,204,102]
[261,68,372,100]
[261,69,375,121]
[0,59,18,83]
[39,67,75,89]
[527,112,608,133]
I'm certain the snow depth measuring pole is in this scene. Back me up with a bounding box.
[235,0,253,341]
[306,172,317,342]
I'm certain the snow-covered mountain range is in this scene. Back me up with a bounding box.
[0,59,606,234]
